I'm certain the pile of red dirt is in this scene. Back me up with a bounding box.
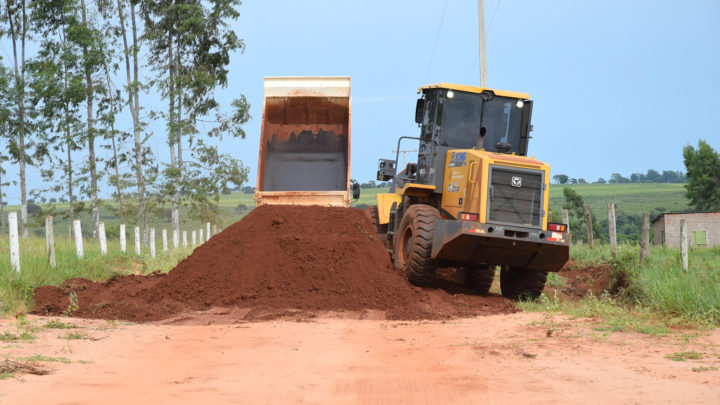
[32,205,515,322]
[550,260,625,299]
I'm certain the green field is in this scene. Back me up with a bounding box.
[548,183,689,223]
[1,182,689,243]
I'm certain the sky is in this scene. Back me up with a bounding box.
[2,0,720,203]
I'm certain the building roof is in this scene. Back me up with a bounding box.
[651,211,720,224]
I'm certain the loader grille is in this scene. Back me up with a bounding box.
[487,166,543,228]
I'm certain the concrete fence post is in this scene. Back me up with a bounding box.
[192,230,197,246]
[9,212,20,272]
[584,204,594,249]
[172,229,179,249]
[134,226,141,255]
[608,202,617,258]
[680,219,689,271]
[206,222,211,240]
[149,228,156,258]
[98,222,107,256]
[120,224,127,253]
[182,231,188,249]
[45,216,56,268]
[640,213,650,265]
[162,229,168,252]
[73,219,84,259]
[199,229,204,244]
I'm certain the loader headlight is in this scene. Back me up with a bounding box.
[515,99,524,109]
[446,90,454,99]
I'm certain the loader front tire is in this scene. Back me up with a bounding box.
[500,266,547,301]
[364,206,388,244]
[394,205,440,287]
[467,265,496,295]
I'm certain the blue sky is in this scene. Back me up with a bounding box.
[2,0,720,202]
[227,0,719,187]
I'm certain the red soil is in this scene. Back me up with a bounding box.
[32,205,515,322]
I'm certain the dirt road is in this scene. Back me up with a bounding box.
[2,311,719,404]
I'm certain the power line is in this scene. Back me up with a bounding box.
[424,0,449,84]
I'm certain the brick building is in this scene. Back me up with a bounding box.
[652,212,720,248]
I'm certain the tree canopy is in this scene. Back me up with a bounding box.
[683,140,720,212]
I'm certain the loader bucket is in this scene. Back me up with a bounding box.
[255,77,352,207]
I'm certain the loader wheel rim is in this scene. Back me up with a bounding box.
[399,225,413,267]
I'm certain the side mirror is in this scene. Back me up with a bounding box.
[351,180,360,200]
[414,98,425,124]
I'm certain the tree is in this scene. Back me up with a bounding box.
[577,178,587,184]
[683,140,720,211]
[142,0,250,228]
[595,177,606,184]
[552,174,568,184]
[115,0,149,241]
[609,173,629,184]
[568,178,577,184]
[562,187,600,243]
[28,0,86,227]
[2,0,35,237]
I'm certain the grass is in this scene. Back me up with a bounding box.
[43,320,78,329]
[0,236,193,316]
[18,354,72,364]
[522,242,720,331]
[665,351,703,361]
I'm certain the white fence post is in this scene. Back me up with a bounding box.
[199,229,204,244]
[212,224,217,237]
[182,231,188,248]
[680,219,689,271]
[172,229,179,249]
[192,230,197,246]
[162,229,168,252]
[120,224,126,253]
[149,228,156,258]
[98,222,107,256]
[73,219,84,258]
[9,212,20,272]
[46,216,56,268]
[134,226,141,255]
[206,222,211,240]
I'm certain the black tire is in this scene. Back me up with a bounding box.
[466,265,496,295]
[394,205,440,286]
[500,266,548,301]
[363,206,388,244]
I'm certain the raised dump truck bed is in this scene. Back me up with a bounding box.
[255,77,352,207]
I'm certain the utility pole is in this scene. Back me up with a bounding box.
[393,149,418,168]
[478,0,488,87]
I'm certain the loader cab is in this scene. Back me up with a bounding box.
[413,84,534,186]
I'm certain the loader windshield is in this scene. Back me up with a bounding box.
[438,91,524,153]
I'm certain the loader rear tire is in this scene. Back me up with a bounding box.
[394,205,440,287]
[364,206,388,244]
[500,266,547,301]
[467,265,496,295]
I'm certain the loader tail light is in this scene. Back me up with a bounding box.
[548,223,567,232]
[459,212,479,221]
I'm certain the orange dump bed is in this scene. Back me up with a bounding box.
[255,77,352,207]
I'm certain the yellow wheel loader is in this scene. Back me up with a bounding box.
[371,83,569,300]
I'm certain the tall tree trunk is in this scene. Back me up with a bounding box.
[172,30,182,236]
[104,63,124,224]
[118,0,147,240]
[0,168,5,233]
[168,31,180,237]
[80,0,99,238]
[60,7,75,232]
[7,1,29,237]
